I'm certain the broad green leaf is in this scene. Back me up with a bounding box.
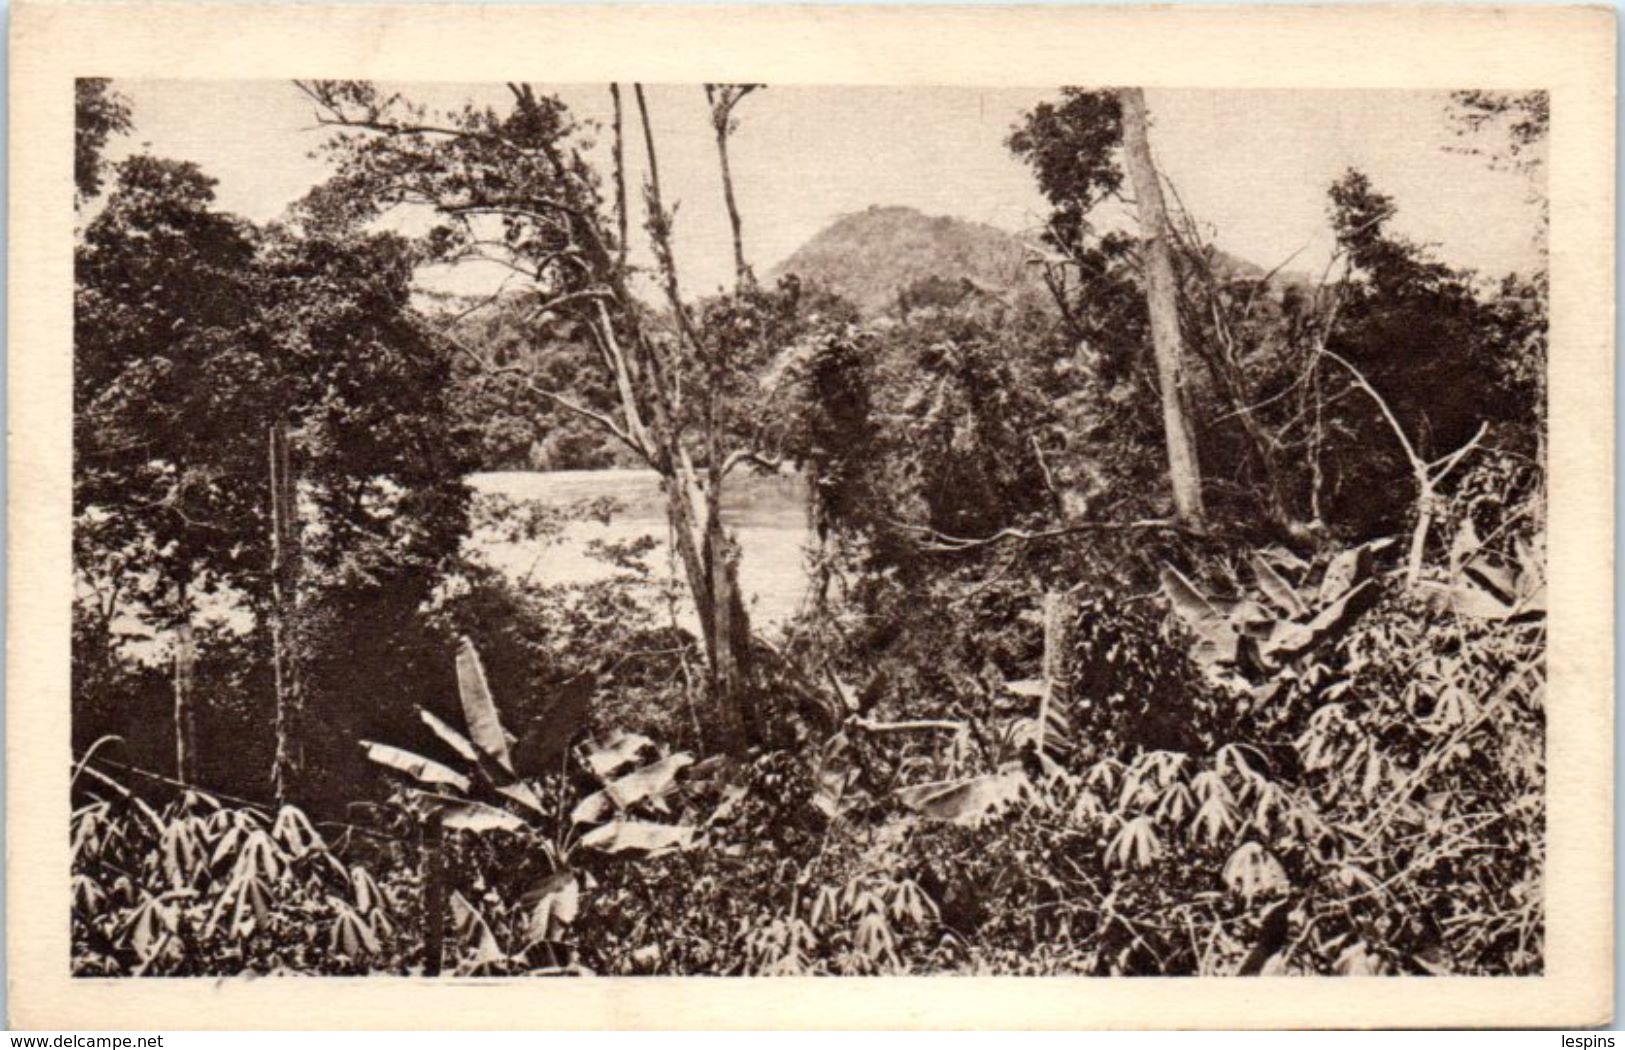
[493,780,547,817]
[1160,566,1240,667]
[894,768,1029,826]
[419,707,479,765]
[350,864,383,915]
[578,820,695,856]
[572,753,694,824]
[1426,577,1508,619]
[1449,516,1482,578]
[455,636,514,775]
[1317,545,1369,604]
[512,675,596,777]
[439,799,528,834]
[360,740,470,793]
[1320,537,1392,603]
[523,868,581,942]
[1263,578,1376,660]
[1106,815,1162,870]
[271,805,325,857]
[1160,565,1222,628]
[708,781,753,824]
[330,902,380,959]
[1251,552,1305,618]
[1222,841,1289,902]
[1464,560,1519,604]
[449,891,506,967]
[578,730,656,779]
[1513,530,1546,613]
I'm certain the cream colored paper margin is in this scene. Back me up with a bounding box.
[8,1,1615,1030]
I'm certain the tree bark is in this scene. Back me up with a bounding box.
[609,84,629,270]
[268,418,304,805]
[705,85,758,289]
[420,810,446,977]
[660,469,752,751]
[173,578,197,783]
[705,475,756,747]
[1118,88,1206,526]
[716,128,748,288]
[364,82,762,757]
[634,84,759,752]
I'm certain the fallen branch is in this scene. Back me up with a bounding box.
[850,716,965,735]
[1318,347,1489,586]
[894,517,1200,553]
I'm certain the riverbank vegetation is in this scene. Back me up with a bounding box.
[73,81,1547,976]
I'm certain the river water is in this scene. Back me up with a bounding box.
[468,469,814,631]
[97,468,813,657]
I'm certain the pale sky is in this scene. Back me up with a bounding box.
[104,81,1546,298]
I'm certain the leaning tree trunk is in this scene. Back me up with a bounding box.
[1118,87,1206,526]
[268,418,304,805]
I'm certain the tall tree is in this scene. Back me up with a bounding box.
[704,84,762,289]
[1008,89,1192,529]
[1116,88,1205,525]
[254,216,476,803]
[75,145,476,794]
[74,78,131,204]
[297,80,783,751]
[75,156,269,777]
[267,417,303,802]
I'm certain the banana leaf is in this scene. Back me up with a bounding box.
[455,636,514,775]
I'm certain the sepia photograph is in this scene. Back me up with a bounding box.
[66,74,1555,978]
[10,1,1614,1031]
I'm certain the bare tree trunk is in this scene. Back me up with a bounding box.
[634,84,759,752]
[420,810,446,977]
[609,83,629,270]
[173,577,197,783]
[1118,88,1206,526]
[464,82,763,754]
[660,470,751,751]
[705,84,758,289]
[716,131,748,288]
[268,418,304,805]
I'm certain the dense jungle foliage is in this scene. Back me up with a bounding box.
[72,81,1547,977]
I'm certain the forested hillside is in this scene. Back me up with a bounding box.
[72,81,1549,979]
[772,205,1046,317]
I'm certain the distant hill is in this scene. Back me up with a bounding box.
[772,205,1046,318]
[771,204,1302,319]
